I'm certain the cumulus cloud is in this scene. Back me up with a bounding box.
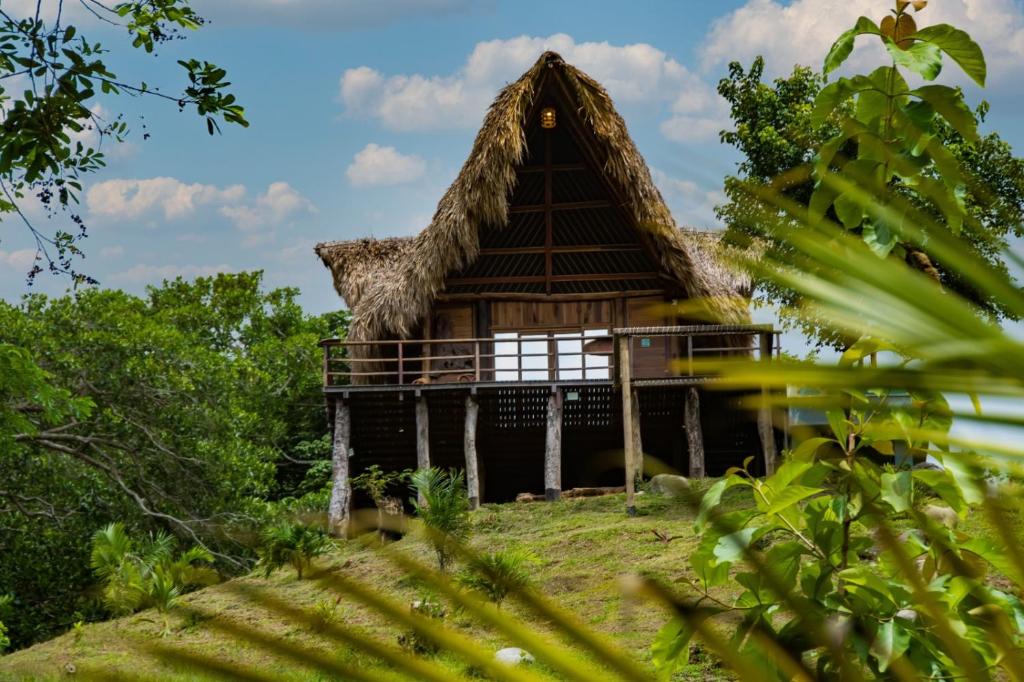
[0,248,38,270]
[86,177,246,221]
[346,143,427,186]
[109,263,233,284]
[86,178,316,246]
[701,0,1024,81]
[652,169,726,228]
[192,0,477,30]
[339,34,727,141]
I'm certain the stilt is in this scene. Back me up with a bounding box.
[544,389,563,501]
[684,387,705,479]
[415,394,430,505]
[758,333,778,476]
[630,390,643,479]
[618,335,637,516]
[464,394,480,510]
[327,398,351,538]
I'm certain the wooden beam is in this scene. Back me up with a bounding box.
[327,399,351,538]
[438,290,666,303]
[446,272,660,286]
[415,395,430,505]
[758,332,778,476]
[478,243,643,256]
[509,199,613,214]
[517,162,587,173]
[544,389,563,501]
[464,394,481,510]
[685,387,705,479]
[618,335,637,516]
[544,125,553,295]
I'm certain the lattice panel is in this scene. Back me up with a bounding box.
[562,384,615,429]
[482,387,550,431]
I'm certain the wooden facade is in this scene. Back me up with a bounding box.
[315,52,780,535]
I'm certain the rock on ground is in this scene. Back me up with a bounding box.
[495,647,535,666]
[647,474,690,497]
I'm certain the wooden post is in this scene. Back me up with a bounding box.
[415,394,430,505]
[327,398,351,538]
[631,390,643,480]
[464,394,481,510]
[758,332,778,476]
[685,387,705,479]
[618,335,637,516]
[544,389,563,501]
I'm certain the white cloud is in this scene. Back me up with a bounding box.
[652,168,726,228]
[86,177,245,221]
[86,178,316,247]
[339,34,726,141]
[346,143,427,186]
[701,0,1024,82]
[109,263,233,284]
[100,245,124,258]
[0,248,38,270]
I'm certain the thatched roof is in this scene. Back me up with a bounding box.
[316,51,750,343]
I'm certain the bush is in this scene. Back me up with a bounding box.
[410,468,471,573]
[89,523,219,634]
[257,523,329,580]
[0,594,12,653]
[456,549,537,607]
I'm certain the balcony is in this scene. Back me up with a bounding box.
[320,325,778,392]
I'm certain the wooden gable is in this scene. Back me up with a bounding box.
[442,75,669,299]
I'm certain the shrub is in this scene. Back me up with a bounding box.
[410,468,471,573]
[89,523,218,634]
[0,594,12,653]
[257,522,329,579]
[456,549,538,607]
[353,465,412,540]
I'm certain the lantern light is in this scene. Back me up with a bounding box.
[540,107,557,129]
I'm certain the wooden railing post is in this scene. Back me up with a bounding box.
[322,343,330,388]
[474,340,481,382]
[687,335,694,377]
[618,334,637,516]
[397,341,404,385]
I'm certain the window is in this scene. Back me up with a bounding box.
[493,329,610,381]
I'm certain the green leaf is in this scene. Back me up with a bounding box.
[862,220,899,258]
[912,469,967,516]
[885,39,943,81]
[870,619,910,672]
[911,85,978,142]
[880,470,912,512]
[834,192,864,229]
[713,527,759,564]
[650,617,693,676]
[789,437,834,462]
[913,24,987,87]
[826,408,850,445]
[824,17,883,74]
[764,485,823,516]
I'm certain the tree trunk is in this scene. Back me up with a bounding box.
[415,395,430,506]
[631,390,643,480]
[684,387,705,479]
[544,390,563,501]
[327,399,351,538]
[618,335,637,516]
[758,333,778,476]
[464,394,480,510]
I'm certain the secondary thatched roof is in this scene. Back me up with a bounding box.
[316,51,750,343]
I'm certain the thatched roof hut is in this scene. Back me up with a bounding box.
[316,52,749,344]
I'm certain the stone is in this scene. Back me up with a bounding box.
[495,647,535,666]
[647,474,690,497]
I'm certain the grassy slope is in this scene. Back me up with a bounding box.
[1,486,1011,681]
[0,490,723,681]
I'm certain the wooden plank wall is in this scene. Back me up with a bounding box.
[626,296,670,378]
[490,300,613,331]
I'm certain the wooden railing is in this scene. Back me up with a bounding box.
[320,325,779,388]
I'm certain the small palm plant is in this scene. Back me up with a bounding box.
[257,522,329,580]
[89,523,218,635]
[456,548,538,607]
[410,468,471,573]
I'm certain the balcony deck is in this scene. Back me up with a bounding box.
[320,324,779,394]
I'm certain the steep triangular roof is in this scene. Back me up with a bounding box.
[316,52,750,343]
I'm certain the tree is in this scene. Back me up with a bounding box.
[0,272,345,649]
[717,10,1024,347]
[411,468,471,573]
[0,1,247,284]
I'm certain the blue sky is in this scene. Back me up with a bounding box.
[1,0,1022,319]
